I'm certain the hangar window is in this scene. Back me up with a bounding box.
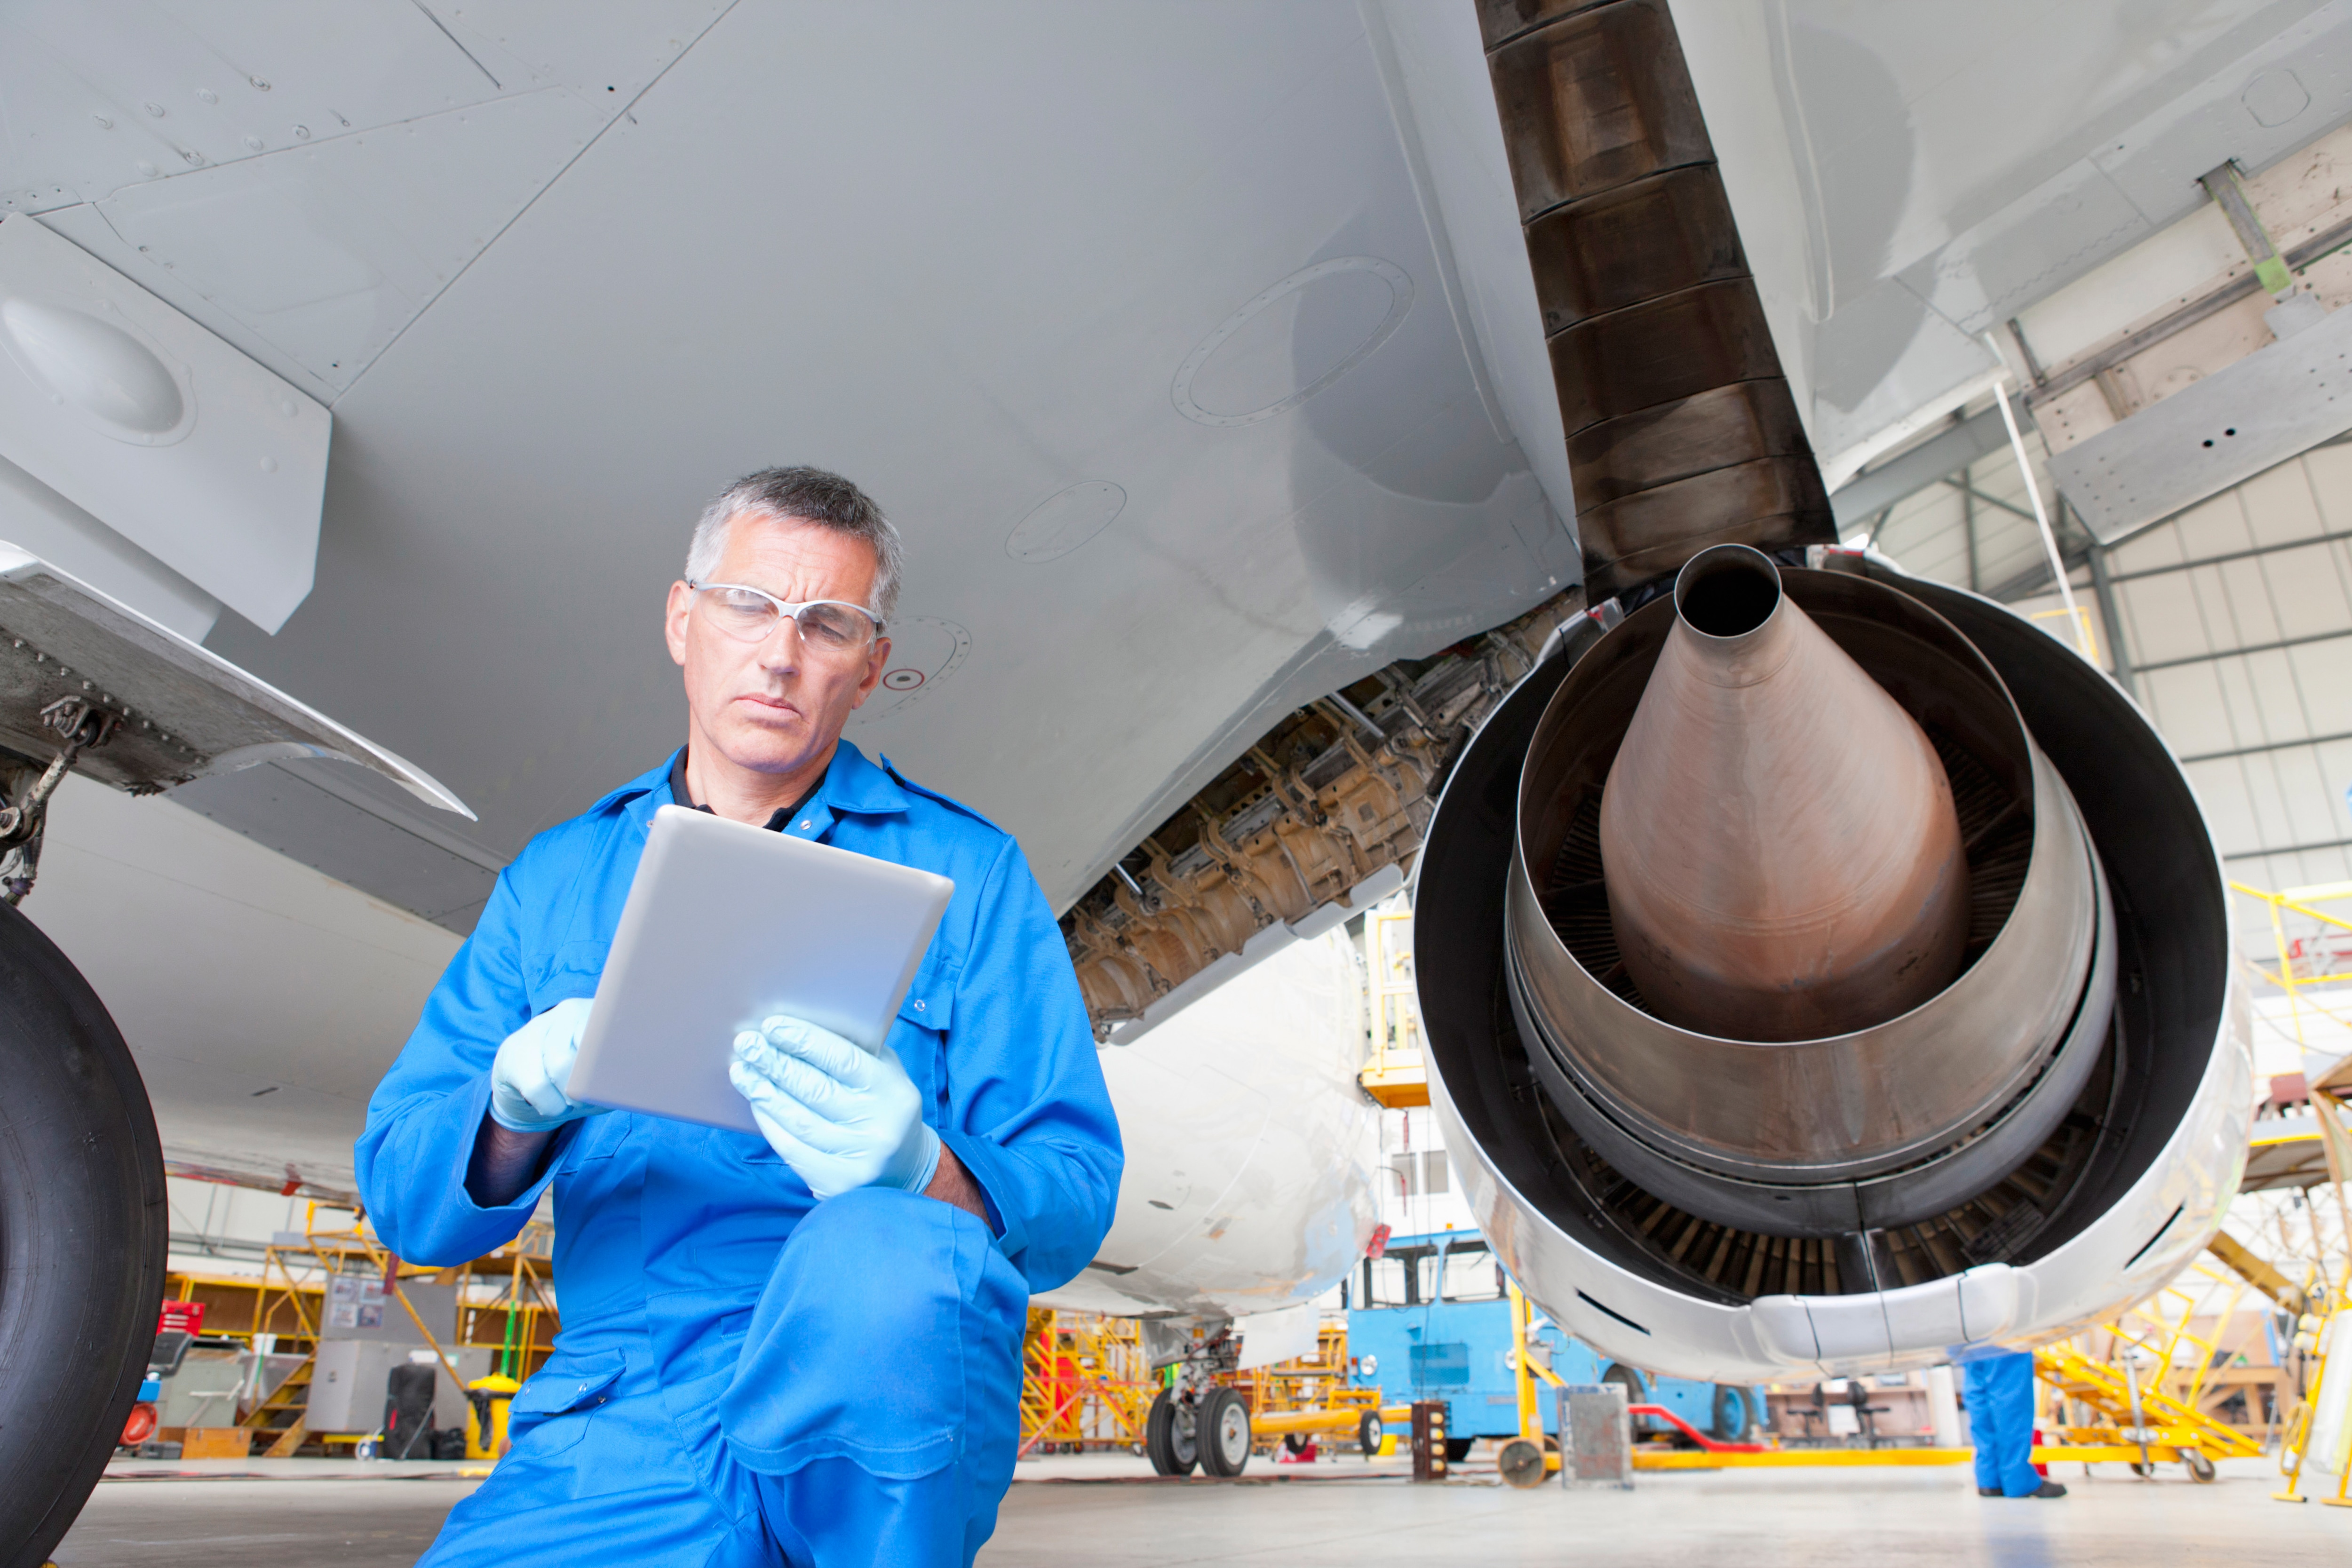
[1438,1241,1504,1302]
[1361,1244,1437,1306]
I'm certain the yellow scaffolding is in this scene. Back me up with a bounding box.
[2033,1261,2265,1478]
[2216,880,2352,1502]
[1357,906,1428,1109]
[2234,877,2352,1056]
[150,1202,559,1458]
[1017,1309,1154,1455]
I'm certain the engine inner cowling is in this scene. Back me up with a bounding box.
[1508,559,2114,1242]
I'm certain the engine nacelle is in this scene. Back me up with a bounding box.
[1414,550,2250,1379]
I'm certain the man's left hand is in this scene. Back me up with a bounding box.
[728,1016,941,1200]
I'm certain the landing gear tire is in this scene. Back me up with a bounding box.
[1445,1436,1475,1464]
[1358,1410,1384,1457]
[0,901,166,1568]
[1144,1388,1199,1476]
[2184,1450,2217,1483]
[1198,1387,1252,1477]
[1498,1436,1548,1489]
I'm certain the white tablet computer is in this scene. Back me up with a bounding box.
[567,804,954,1134]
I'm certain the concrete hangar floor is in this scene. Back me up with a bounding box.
[56,1455,2347,1567]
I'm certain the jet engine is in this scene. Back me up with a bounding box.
[1414,542,2249,1380]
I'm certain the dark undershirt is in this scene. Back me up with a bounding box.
[667,748,828,831]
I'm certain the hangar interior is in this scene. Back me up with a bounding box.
[4,2,2352,1567]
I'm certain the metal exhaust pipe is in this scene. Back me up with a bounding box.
[1598,545,1969,1042]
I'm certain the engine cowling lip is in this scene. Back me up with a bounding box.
[1507,571,2102,1180]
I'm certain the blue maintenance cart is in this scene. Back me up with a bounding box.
[1344,1228,1765,1457]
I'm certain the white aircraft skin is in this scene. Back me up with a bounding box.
[1033,931,1379,1322]
[0,1,2303,1358]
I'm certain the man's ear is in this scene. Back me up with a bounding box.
[664,581,694,666]
[848,634,892,709]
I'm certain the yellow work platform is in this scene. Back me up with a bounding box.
[1356,1063,1429,1109]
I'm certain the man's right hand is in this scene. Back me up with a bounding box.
[488,998,611,1131]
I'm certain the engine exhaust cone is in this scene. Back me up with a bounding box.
[1598,546,1969,1042]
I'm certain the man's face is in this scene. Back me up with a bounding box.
[664,513,890,777]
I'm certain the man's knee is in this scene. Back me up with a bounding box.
[724,1188,998,1474]
[767,1187,964,1352]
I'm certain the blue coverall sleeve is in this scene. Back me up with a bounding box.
[355,860,570,1266]
[932,838,1122,1293]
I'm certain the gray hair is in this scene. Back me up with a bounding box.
[686,466,904,625]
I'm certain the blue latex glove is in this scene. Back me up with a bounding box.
[728,1015,940,1199]
[488,997,611,1132]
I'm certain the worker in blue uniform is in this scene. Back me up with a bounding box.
[1962,1350,2065,1499]
[357,467,1122,1566]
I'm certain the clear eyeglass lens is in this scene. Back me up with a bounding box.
[698,587,874,659]
[706,587,781,638]
[796,602,866,650]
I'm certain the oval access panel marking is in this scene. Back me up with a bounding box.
[0,295,193,445]
[1006,481,1126,563]
[858,616,971,722]
[1171,256,1412,428]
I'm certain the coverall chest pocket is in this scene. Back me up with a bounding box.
[507,1354,625,1458]
[893,948,959,1109]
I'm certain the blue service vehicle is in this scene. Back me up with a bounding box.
[1344,1229,1764,1456]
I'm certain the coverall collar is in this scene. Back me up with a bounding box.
[597,739,911,844]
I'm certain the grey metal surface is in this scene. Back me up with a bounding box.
[1829,406,2014,530]
[307,1340,490,1435]
[149,2,1581,918]
[1506,572,2104,1186]
[151,1347,246,1431]
[0,547,465,812]
[1680,0,2352,466]
[319,1278,455,1345]
[170,762,498,934]
[1557,1383,1633,1490]
[2050,300,2352,543]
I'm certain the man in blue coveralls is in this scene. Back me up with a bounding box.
[1962,1351,2066,1499]
[358,466,1122,1565]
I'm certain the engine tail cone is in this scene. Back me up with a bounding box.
[1598,546,1969,1041]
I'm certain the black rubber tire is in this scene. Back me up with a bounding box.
[1711,1384,1753,1442]
[1197,1387,1252,1477]
[1144,1388,1198,1476]
[1445,1435,1475,1463]
[1358,1409,1384,1457]
[0,899,166,1568]
[2184,1450,2216,1483]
